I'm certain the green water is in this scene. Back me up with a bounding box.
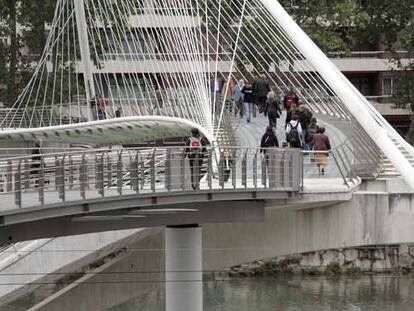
[113,275,414,311]
[4,275,414,310]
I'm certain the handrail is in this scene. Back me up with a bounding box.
[0,146,309,211]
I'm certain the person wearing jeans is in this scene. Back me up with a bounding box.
[242,81,255,123]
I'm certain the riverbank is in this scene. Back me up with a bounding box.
[217,245,414,279]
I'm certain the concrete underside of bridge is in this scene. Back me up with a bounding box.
[5,180,414,311]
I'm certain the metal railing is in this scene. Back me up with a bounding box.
[0,147,306,210]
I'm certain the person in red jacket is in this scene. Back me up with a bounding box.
[312,127,331,175]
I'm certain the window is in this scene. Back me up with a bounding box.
[382,78,394,96]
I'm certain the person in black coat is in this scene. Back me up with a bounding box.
[260,125,279,153]
[254,74,271,114]
[241,81,255,123]
[265,91,282,128]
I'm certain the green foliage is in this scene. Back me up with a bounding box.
[326,261,341,275]
[0,0,55,107]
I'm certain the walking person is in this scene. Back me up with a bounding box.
[298,102,313,148]
[305,117,319,150]
[285,103,298,128]
[185,128,207,190]
[265,91,282,129]
[260,126,279,180]
[286,114,303,149]
[233,79,245,118]
[260,125,279,152]
[254,74,271,114]
[312,127,331,175]
[241,81,255,123]
[283,89,299,110]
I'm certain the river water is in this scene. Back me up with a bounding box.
[112,275,414,311]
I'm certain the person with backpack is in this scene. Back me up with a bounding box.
[286,114,303,148]
[260,125,279,153]
[241,81,255,123]
[283,89,299,110]
[312,127,331,175]
[185,128,207,190]
[260,126,279,171]
[265,91,282,128]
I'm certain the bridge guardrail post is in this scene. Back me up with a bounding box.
[7,160,12,192]
[97,153,105,197]
[268,150,277,189]
[232,149,237,189]
[218,148,224,189]
[80,154,86,200]
[106,154,112,189]
[23,159,30,190]
[151,149,156,193]
[181,150,186,191]
[94,153,99,190]
[292,150,301,192]
[58,156,66,202]
[242,150,247,188]
[69,155,74,190]
[208,149,213,190]
[54,155,59,191]
[279,150,285,189]
[300,151,304,191]
[140,153,145,190]
[261,154,267,189]
[39,158,45,205]
[14,160,22,208]
[253,151,258,188]
[117,152,123,195]
[165,149,171,192]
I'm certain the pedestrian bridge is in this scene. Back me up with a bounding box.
[0,142,360,244]
[1,0,414,308]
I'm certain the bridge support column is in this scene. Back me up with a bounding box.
[165,225,202,311]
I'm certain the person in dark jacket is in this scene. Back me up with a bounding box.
[298,102,313,148]
[305,117,319,149]
[265,91,282,128]
[254,74,271,114]
[185,128,207,190]
[260,125,279,153]
[312,127,331,175]
[241,81,255,123]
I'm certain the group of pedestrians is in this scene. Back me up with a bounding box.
[185,75,333,190]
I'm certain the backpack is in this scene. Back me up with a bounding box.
[264,134,277,148]
[189,136,202,157]
[287,122,300,145]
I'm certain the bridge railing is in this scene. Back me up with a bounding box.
[0,147,306,210]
